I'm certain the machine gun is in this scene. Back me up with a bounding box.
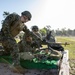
[42,40,69,51]
[31,37,70,51]
[31,30,70,51]
[42,30,70,51]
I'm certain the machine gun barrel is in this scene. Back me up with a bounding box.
[42,41,70,46]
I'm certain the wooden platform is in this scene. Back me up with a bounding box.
[59,50,69,75]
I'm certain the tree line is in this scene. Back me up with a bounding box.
[39,26,75,37]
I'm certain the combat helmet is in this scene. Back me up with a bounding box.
[21,11,32,20]
[32,25,39,32]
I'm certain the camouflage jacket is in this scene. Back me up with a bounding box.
[18,40,35,52]
[1,13,25,54]
[18,32,38,52]
[1,13,24,38]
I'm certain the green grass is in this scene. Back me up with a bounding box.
[56,36,75,59]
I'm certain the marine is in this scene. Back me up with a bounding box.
[0,10,32,74]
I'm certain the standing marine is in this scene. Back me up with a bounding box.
[0,10,32,74]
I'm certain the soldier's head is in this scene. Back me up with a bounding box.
[31,25,39,32]
[21,11,32,23]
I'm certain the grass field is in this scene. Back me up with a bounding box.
[56,36,75,59]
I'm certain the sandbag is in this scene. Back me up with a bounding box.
[20,52,34,60]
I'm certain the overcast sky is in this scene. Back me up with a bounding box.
[0,0,75,30]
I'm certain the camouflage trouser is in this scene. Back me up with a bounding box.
[2,37,20,66]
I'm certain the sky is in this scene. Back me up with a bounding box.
[0,0,75,30]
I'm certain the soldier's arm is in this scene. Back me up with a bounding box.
[38,32,42,40]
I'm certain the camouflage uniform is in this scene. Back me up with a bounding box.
[18,33,35,52]
[1,13,24,66]
[18,33,36,60]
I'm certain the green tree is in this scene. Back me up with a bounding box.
[1,11,10,24]
[40,27,47,36]
[3,11,10,18]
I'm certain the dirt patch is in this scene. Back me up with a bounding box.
[0,63,23,75]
